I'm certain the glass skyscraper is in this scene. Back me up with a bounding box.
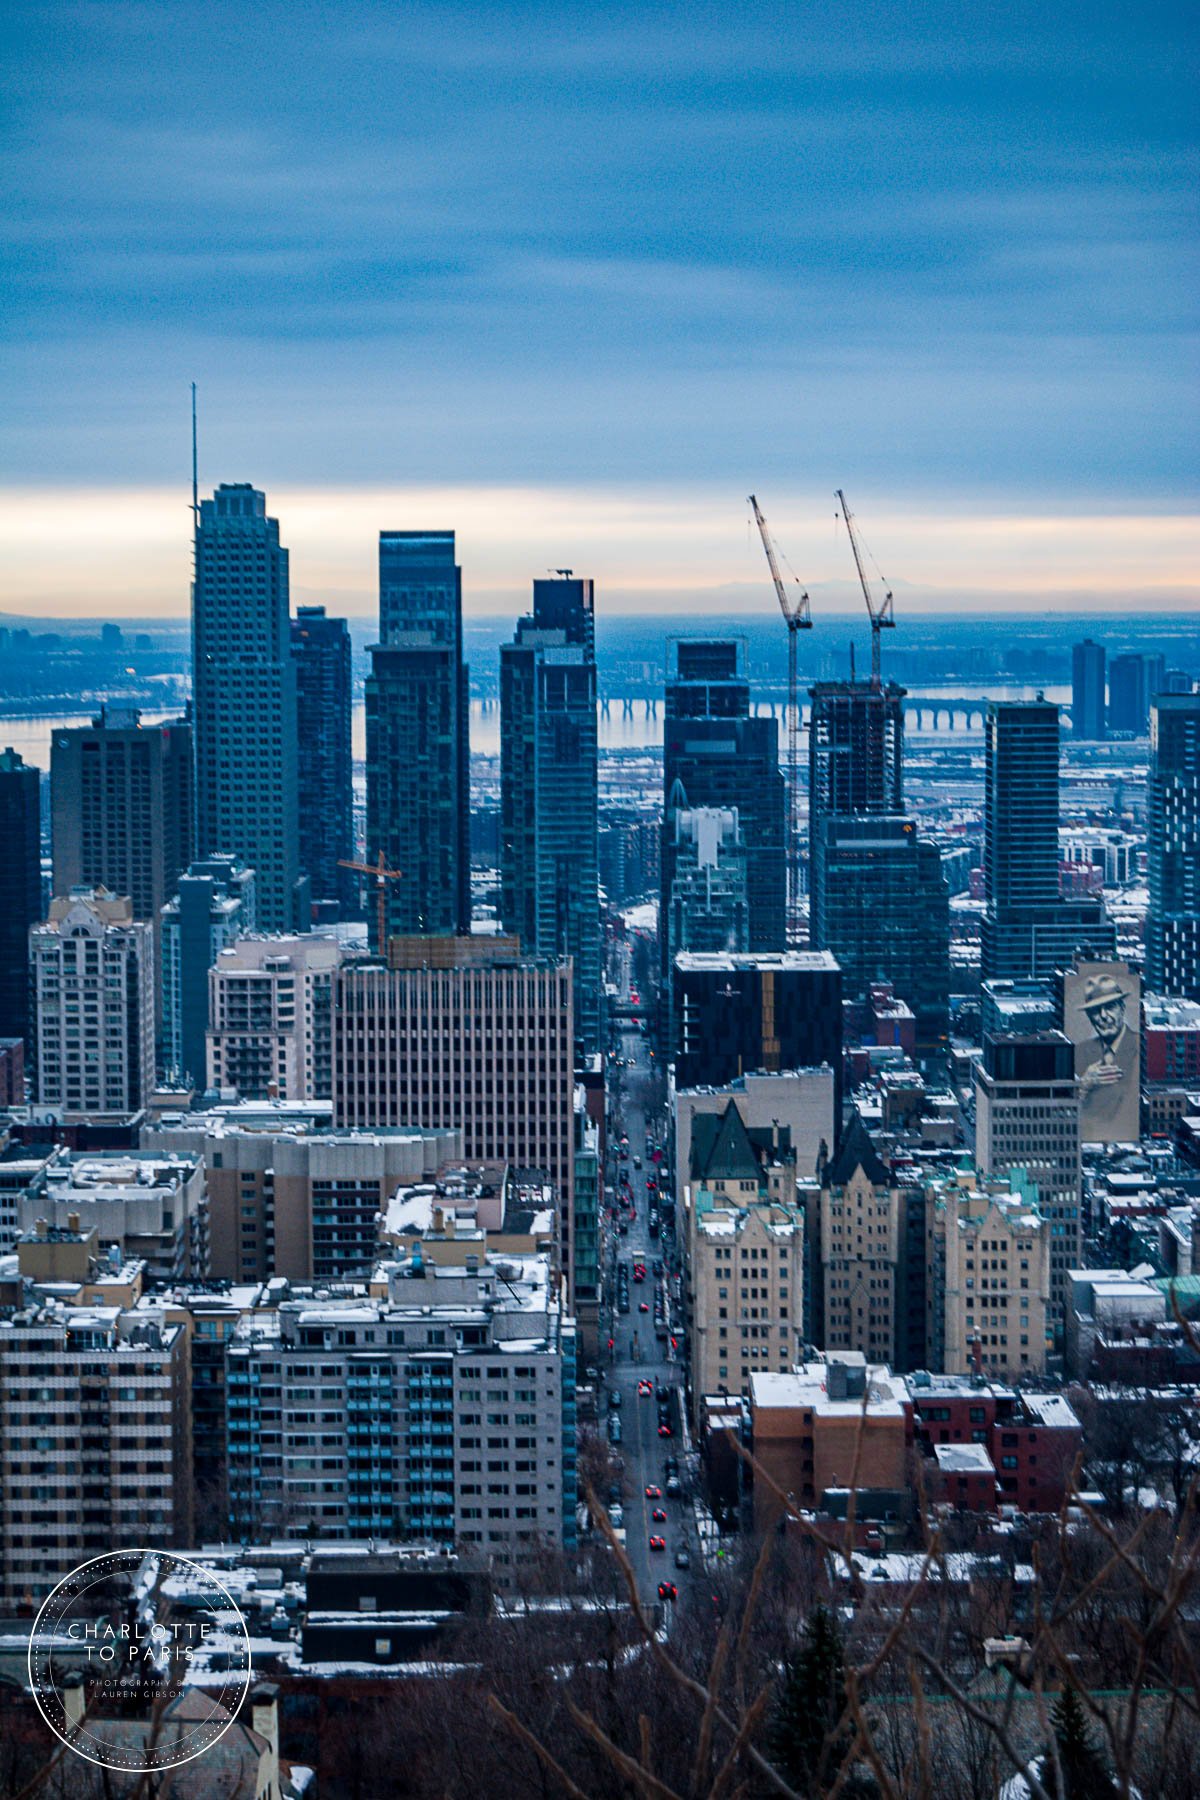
[0,746,41,1049]
[500,576,600,1058]
[366,531,470,944]
[291,606,354,915]
[192,484,305,931]
[1147,693,1200,998]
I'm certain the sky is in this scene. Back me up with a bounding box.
[1,0,1196,618]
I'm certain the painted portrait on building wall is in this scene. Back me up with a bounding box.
[1063,960,1141,1144]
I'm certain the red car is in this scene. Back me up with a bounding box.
[639,1302,649,1313]
[658,1424,673,1438]
[651,1507,667,1523]
[649,1536,666,1552]
[657,1581,678,1601]
[645,1485,662,1499]
[637,1380,653,1397]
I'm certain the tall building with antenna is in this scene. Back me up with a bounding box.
[192,483,306,931]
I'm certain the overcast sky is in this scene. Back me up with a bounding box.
[1,0,1196,616]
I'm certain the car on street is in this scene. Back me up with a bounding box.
[658,1423,673,1437]
[644,1485,662,1499]
[639,1302,649,1312]
[637,1380,653,1397]
[649,1536,666,1552]
[666,1477,683,1498]
[657,1582,678,1601]
[651,1507,667,1522]
[674,1549,691,1570]
[608,1389,621,1408]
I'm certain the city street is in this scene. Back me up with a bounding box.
[597,943,692,1610]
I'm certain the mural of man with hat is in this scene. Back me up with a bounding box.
[1074,966,1139,1140]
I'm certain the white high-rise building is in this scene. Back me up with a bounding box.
[207,935,342,1100]
[31,888,155,1114]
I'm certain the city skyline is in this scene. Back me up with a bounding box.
[2,2,1196,617]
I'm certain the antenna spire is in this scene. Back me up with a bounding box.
[191,382,199,529]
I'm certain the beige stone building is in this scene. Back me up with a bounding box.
[683,1100,805,1423]
[819,1113,902,1367]
[674,1067,835,1202]
[207,934,343,1099]
[0,1266,192,1606]
[925,1165,1051,1377]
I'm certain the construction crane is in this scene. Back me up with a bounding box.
[748,494,811,940]
[339,851,403,952]
[835,488,894,687]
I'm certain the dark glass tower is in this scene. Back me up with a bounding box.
[1109,652,1166,735]
[366,531,470,945]
[1147,694,1200,998]
[981,700,1113,979]
[192,484,305,931]
[808,680,948,1041]
[1071,639,1106,740]
[661,640,785,964]
[291,606,354,914]
[0,747,41,1048]
[500,576,600,1058]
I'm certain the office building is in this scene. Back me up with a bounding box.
[672,951,842,1107]
[14,1150,208,1283]
[50,704,193,975]
[0,747,42,1050]
[334,939,576,1295]
[1108,651,1165,735]
[31,889,155,1114]
[225,1253,576,1581]
[973,1032,1080,1321]
[0,1277,192,1607]
[1071,639,1106,740]
[291,606,355,914]
[500,576,600,1057]
[808,681,948,1040]
[664,807,748,1048]
[925,1166,1051,1377]
[1146,694,1200,998]
[192,483,305,931]
[161,855,256,1085]
[980,701,1113,979]
[661,640,786,990]
[207,935,343,1100]
[598,809,659,906]
[683,1100,805,1417]
[366,531,470,943]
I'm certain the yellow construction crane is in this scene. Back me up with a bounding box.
[835,488,894,687]
[748,494,811,940]
[339,851,403,952]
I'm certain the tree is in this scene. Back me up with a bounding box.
[1045,1685,1116,1799]
[770,1603,860,1797]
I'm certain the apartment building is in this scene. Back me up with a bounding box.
[333,942,576,1297]
[161,855,256,1086]
[15,1150,207,1282]
[925,1166,1051,1377]
[683,1099,805,1419]
[909,1373,1082,1514]
[208,935,343,1100]
[225,1253,575,1584]
[0,1286,192,1606]
[819,1113,904,1368]
[674,1067,835,1196]
[31,888,155,1115]
[148,1112,458,1283]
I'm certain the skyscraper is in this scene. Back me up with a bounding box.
[1109,652,1166,735]
[51,703,192,982]
[31,889,155,1114]
[672,949,842,1106]
[500,575,600,1057]
[980,700,1114,980]
[192,484,305,931]
[661,641,785,997]
[366,531,470,944]
[0,747,41,1049]
[1147,694,1200,998]
[808,680,949,1041]
[1071,639,1106,740]
[161,855,256,1085]
[291,606,354,915]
